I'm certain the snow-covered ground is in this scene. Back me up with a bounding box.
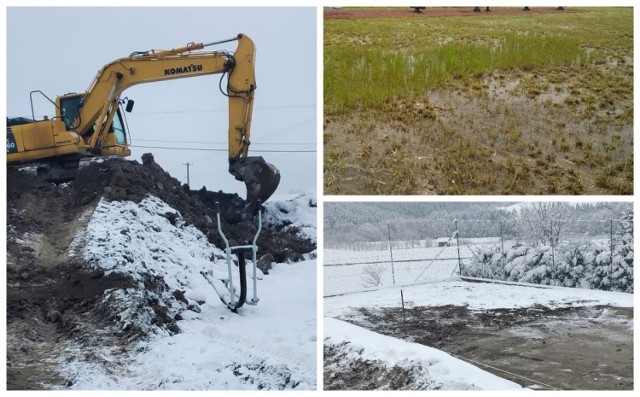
[264,193,316,241]
[326,278,633,317]
[61,193,316,390]
[325,278,633,390]
[325,317,522,390]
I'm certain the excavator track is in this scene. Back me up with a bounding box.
[8,157,81,183]
[7,155,121,184]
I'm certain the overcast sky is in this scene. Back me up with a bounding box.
[6,7,317,199]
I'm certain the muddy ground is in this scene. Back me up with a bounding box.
[327,304,633,390]
[324,71,633,195]
[323,8,633,195]
[6,155,315,389]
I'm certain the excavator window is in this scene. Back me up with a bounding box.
[59,95,82,130]
[110,109,127,145]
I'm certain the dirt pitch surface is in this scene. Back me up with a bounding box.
[6,155,315,389]
[324,7,575,20]
[330,304,633,390]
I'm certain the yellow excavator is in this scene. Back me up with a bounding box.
[6,33,280,204]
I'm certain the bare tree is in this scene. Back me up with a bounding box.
[519,202,574,246]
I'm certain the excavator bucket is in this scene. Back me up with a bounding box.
[229,156,281,205]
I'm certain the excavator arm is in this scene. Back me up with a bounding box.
[63,34,279,204]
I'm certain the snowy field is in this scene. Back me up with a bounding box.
[324,279,633,390]
[61,193,317,390]
[325,278,633,317]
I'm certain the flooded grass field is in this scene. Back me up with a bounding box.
[324,7,633,195]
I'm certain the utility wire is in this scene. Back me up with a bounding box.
[260,117,316,139]
[131,117,315,142]
[129,144,315,153]
[134,138,315,145]
[131,103,316,115]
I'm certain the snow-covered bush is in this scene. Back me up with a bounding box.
[465,209,633,293]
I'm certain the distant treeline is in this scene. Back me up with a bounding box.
[325,202,632,246]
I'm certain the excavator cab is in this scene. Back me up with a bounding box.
[57,94,132,154]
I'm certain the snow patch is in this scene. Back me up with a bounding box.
[56,194,316,390]
[325,279,633,318]
[263,192,316,241]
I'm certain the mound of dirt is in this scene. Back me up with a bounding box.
[6,154,315,389]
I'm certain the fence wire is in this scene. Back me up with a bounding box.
[324,218,630,297]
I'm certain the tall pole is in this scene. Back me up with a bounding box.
[183,162,192,187]
[500,222,504,254]
[500,221,505,278]
[551,238,555,286]
[455,219,462,275]
[610,219,614,278]
[388,224,396,285]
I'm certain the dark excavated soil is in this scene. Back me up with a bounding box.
[6,154,315,389]
[326,304,633,390]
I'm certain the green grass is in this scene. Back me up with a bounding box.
[324,8,633,195]
[325,8,629,113]
[326,34,598,111]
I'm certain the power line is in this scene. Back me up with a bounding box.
[130,144,316,153]
[260,117,316,139]
[131,116,315,143]
[134,138,315,145]
[132,103,316,115]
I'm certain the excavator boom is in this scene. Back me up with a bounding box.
[7,34,280,204]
